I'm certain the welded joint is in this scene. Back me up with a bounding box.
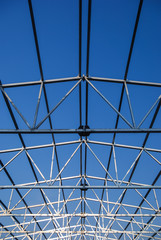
[80,183,88,191]
[78,125,90,137]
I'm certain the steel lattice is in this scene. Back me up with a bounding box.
[0,0,161,239]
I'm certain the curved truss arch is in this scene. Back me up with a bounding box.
[0,0,161,239]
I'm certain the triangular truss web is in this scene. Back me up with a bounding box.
[0,0,161,239]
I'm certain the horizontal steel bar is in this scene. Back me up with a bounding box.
[0,177,150,190]
[1,185,161,189]
[2,76,161,89]
[0,140,80,154]
[87,139,161,153]
[1,213,161,217]
[88,76,161,87]
[0,230,160,234]
[1,76,81,88]
[0,128,161,134]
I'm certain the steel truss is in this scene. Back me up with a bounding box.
[0,0,161,240]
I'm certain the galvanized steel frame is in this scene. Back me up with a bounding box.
[0,0,161,240]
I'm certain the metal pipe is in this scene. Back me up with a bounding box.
[88,76,161,87]
[1,213,161,217]
[1,185,161,189]
[0,128,161,134]
[1,77,81,88]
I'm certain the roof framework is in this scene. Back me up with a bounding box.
[0,0,161,239]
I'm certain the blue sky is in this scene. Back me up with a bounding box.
[0,0,161,239]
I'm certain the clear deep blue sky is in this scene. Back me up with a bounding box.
[0,0,161,235]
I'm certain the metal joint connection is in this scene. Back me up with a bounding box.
[80,183,88,191]
[78,125,90,136]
